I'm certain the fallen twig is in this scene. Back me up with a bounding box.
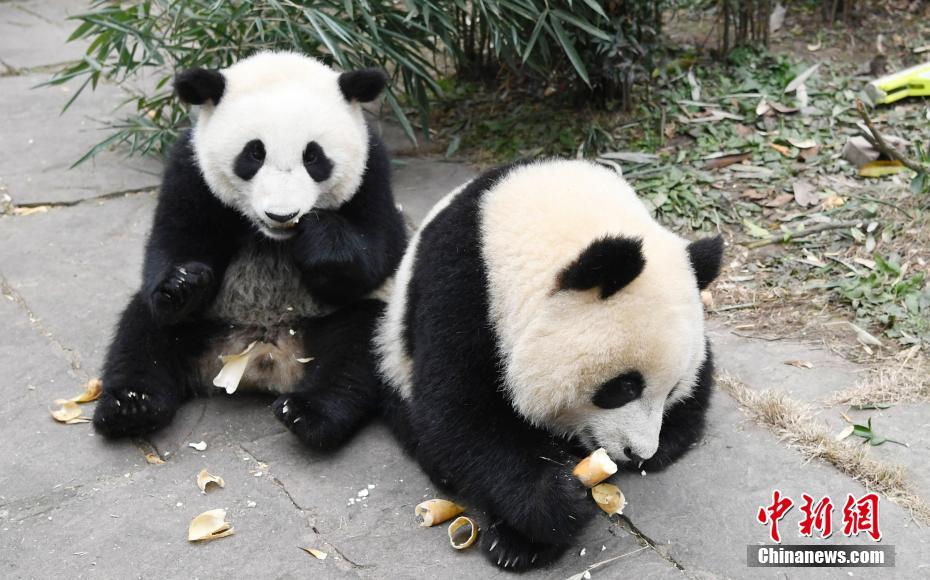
[855,99,927,174]
[746,220,863,249]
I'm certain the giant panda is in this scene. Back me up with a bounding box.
[93,51,407,451]
[374,159,723,571]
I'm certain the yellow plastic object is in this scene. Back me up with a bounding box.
[865,61,930,105]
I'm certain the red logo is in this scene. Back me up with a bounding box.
[757,491,882,543]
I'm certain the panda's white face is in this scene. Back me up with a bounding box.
[480,161,716,465]
[189,52,372,240]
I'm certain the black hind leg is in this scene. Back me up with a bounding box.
[272,300,384,451]
[93,293,208,437]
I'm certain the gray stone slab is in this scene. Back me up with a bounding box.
[0,0,89,70]
[0,74,162,205]
[618,387,929,579]
[0,294,138,508]
[0,192,155,371]
[392,158,477,225]
[708,321,866,402]
[242,425,683,580]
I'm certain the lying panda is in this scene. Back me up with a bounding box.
[93,52,406,450]
[375,160,723,571]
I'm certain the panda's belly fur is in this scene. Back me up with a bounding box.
[197,240,335,395]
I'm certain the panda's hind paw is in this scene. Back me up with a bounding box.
[482,521,565,573]
[272,393,348,451]
[92,387,176,437]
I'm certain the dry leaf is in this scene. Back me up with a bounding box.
[591,483,626,516]
[770,143,792,156]
[822,195,845,209]
[415,499,465,527]
[768,101,798,114]
[72,378,103,403]
[188,509,234,542]
[785,63,821,93]
[787,138,817,149]
[705,152,751,170]
[740,188,768,200]
[300,547,328,560]
[784,360,814,369]
[197,469,225,493]
[145,453,165,465]
[836,425,855,441]
[859,160,905,177]
[189,441,208,452]
[807,39,822,52]
[49,399,82,423]
[792,180,819,207]
[213,341,258,394]
[762,193,794,208]
[797,145,820,162]
[448,516,478,550]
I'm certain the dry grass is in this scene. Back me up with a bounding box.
[718,374,930,525]
[827,356,930,406]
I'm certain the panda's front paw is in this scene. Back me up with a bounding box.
[92,387,177,437]
[149,262,214,326]
[272,393,346,451]
[483,521,565,572]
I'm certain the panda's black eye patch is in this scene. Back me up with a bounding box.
[234,139,265,181]
[592,371,645,409]
[303,141,333,182]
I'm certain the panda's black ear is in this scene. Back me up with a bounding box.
[557,236,645,299]
[338,68,388,103]
[687,235,724,290]
[175,68,225,106]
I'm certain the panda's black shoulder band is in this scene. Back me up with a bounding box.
[175,68,225,106]
[556,236,645,299]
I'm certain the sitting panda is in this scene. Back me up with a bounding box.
[375,159,723,571]
[93,51,406,451]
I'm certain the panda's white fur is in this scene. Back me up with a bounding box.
[377,160,707,463]
[192,51,370,240]
[480,161,706,461]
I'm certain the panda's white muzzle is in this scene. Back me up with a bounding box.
[249,168,320,238]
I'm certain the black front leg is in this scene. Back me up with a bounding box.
[410,373,600,571]
[290,210,382,305]
[147,261,216,326]
[93,294,217,437]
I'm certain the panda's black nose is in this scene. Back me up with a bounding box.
[265,210,298,224]
[624,447,645,465]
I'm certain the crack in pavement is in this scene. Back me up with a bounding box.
[0,273,84,376]
[3,186,157,216]
[237,443,314,513]
[614,516,686,573]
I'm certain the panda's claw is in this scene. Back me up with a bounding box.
[482,520,565,572]
[92,386,177,438]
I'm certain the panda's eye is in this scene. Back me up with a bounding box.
[592,371,645,409]
[302,141,334,182]
[233,139,265,181]
[249,141,265,161]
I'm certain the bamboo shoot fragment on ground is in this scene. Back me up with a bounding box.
[415,499,465,527]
